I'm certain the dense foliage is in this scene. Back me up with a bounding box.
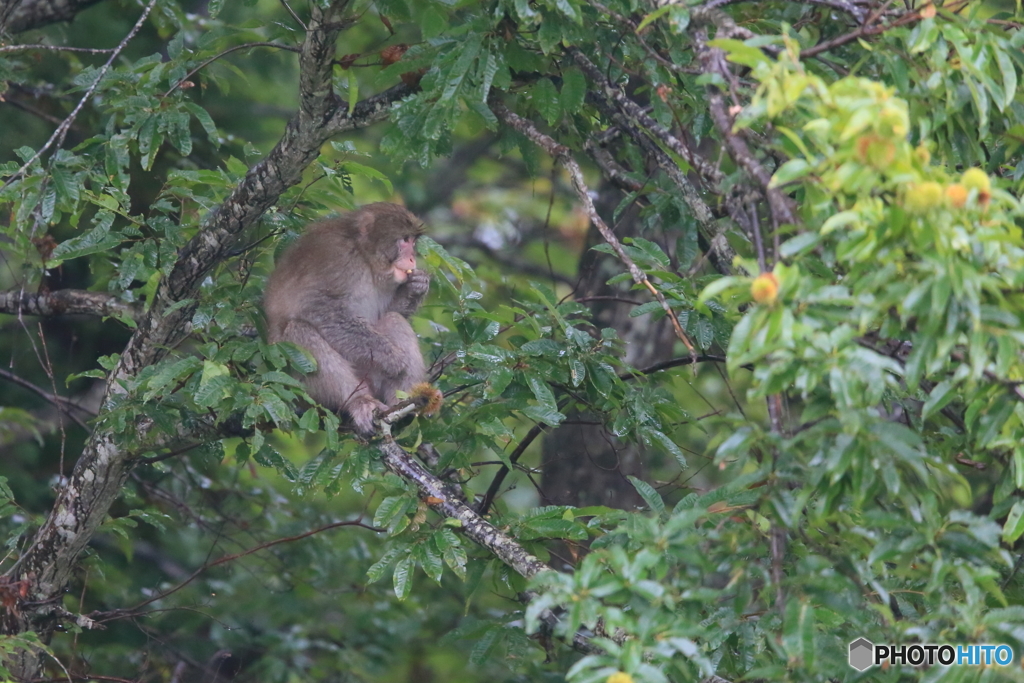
[2,0,1024,681]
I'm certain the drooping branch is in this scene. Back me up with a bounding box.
[569,49,733,273]
[491,100,699,363]
[569,47,723,185]
[691,8,798,229]
[0,288,142,320]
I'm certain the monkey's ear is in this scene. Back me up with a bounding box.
[355,208,375,239]
[410,383,443,417]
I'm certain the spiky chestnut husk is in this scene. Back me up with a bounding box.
[945,183,968,209]
[751,273,780,305]
[903,181,944,213]
[961,168,991,204]
[411,383,443,416]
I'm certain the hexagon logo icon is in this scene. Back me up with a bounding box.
[849,638,874,671]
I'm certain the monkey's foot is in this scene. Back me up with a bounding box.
[349,397,389,436]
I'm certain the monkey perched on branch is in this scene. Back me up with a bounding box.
[264,203,441,435]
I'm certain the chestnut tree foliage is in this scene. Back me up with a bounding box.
[2,0,1024,681]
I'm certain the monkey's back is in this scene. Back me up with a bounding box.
[263,219,367,340]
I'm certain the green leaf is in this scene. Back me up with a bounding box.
[635,5,671,32]
[532,77,561,126]
[706,38,769,69]
[779,232,820,258]
[435,528,467,580]
[921,380,956,420]
[275,342,317,374]
[769,158,811,187]
[627,475,665,515]
[347,69,359,115]
[393,555,413,600]
[642,427,687,469]
[1003,501,1024,544]
[522,404,565,426]
[51,224,122,262]
[996,47,1017,112]
[560,67,586,115]
[366,546,403,583]
[416,542,444,584]
[184,102,219,145]
[342,161,393,195]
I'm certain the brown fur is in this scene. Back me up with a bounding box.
[264,203,429,434]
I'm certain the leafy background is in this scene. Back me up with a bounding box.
[2,0,1024,681]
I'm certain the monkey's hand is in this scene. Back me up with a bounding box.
[391,269,430,316]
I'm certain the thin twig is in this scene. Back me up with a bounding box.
[279,0,307,29]
[0,0,159,191]
[0,44,116,54]
[491,100,699,364]
[0,368,93,432]
[164,41,303,97]
[90,519,379,622]
[802,0,921,58]
[477,423,546,517]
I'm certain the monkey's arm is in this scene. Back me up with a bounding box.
[389,269,429,317]
[314,312,419,380]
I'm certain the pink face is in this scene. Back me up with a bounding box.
[392,235,417,283]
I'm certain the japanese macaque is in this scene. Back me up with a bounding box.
[264,203,441,435]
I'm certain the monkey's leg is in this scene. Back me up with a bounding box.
[279,320,386,435]
[370,312,426,404]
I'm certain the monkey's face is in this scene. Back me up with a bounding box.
[391,235,418,284]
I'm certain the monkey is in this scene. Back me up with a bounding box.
[263,202,439,435]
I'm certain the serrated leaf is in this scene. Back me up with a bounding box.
[522,404,565,426]
[532,77,560,126]
[366,546,403,583]
[275,342,317,373]
[526,374,557,409]
[642,427,687,468]
[560,67,586,114]
[627,475,665,515]
[393,555,413,600]
[435,528,467,580]
[416,542,444,584]
[1003,501,1024,544]
[51,224,122,261]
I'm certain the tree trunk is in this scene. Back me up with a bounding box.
[541,190,678,510]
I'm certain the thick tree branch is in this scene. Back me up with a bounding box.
[0,288,142,320]
[1,0,103,34]
[377,436,551,580]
